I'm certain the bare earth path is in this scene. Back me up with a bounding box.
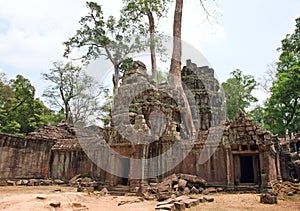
[0,186,299,211]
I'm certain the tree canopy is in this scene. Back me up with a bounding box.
[42,61,108,126]
[64,1,147,92]
[0,74,57,135]
[263,17,300,135]
[221,69,258,120]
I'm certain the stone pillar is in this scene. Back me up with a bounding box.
[225,148,234,189]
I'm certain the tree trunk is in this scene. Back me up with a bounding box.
[147,12,157,82]
[169,0,183,87]
[65,102,72,123]
[169,0,195,138]
[113,65,119,93]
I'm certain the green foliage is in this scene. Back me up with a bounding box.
[0,74,56,135]
[64,1,147,92]
[221,69,258,120]
[123,0,171,19]
[98,95,113,127]
[119,57,133,73]
[248,105,265,127]
[263,17,300,135]
[157,70,168,84]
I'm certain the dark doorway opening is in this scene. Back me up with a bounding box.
[120,158,130,185]
[240,156,254,183]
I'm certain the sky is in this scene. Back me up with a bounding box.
[0,0,299,105]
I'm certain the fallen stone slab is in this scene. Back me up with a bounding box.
[69,174,81,185]
[173,195,190,202]
[202,187,217,195]
[7,180,15,186]
[40,179,52,186]
[155,203,175,211]
[36,196,46,200]
[182,198,200,208]
[53,179,65,185]
[157,198,175,206]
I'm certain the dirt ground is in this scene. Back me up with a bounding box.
[0,186,299,211]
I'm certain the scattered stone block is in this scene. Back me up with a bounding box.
[53,179,65,185]
[50,202,61,208]
[69,174,81,185]
[16,180,22,186]
[174,202,186,211]
[199,197,206,203]
[7,180,15,186]
[202,187,217,195]
[217,187,224,192]
[22,180,29,185]
[28,179,38,186]
[190,186,199,194]
[260,193,277,204]
[203,197,214,202]
[198,187,204,193]
[155,203,175,211]
[40,179,52,186]
[36,196,46,200]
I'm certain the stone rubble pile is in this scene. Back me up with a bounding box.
[272,181,300,199]
[155,195,214,211]
[28,121,76,140]
[139,173,222,201]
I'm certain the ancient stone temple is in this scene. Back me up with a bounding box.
[0,60,283,192]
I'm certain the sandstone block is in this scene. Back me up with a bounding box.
[50,202,61,208]
[174,202,186,211]
[178,179,187,189]
[260,193,277,204]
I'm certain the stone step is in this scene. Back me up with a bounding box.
[108,185,136,196]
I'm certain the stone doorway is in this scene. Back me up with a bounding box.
[233,154,260,185]
[240,156,254,183]
[120,157,130,186]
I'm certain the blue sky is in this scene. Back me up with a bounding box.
[0,0,299,104]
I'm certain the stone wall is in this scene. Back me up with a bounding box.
[0,133,54,179]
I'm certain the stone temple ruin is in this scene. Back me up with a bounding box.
[0,60,299,195]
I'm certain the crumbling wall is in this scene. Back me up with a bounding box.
[0,133,54,179]
[279,133,300,181]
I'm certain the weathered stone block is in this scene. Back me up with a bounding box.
[178,179,187,190]
[174,202,186,211]
[260,193,277,204]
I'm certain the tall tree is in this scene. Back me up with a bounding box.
[167,0,210,137]
[64,1,147,92]
[264,17,300,135]
[122,0,171,81]
[42,61,108,126]
[0,74,55,134]
[221,69,258,120]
